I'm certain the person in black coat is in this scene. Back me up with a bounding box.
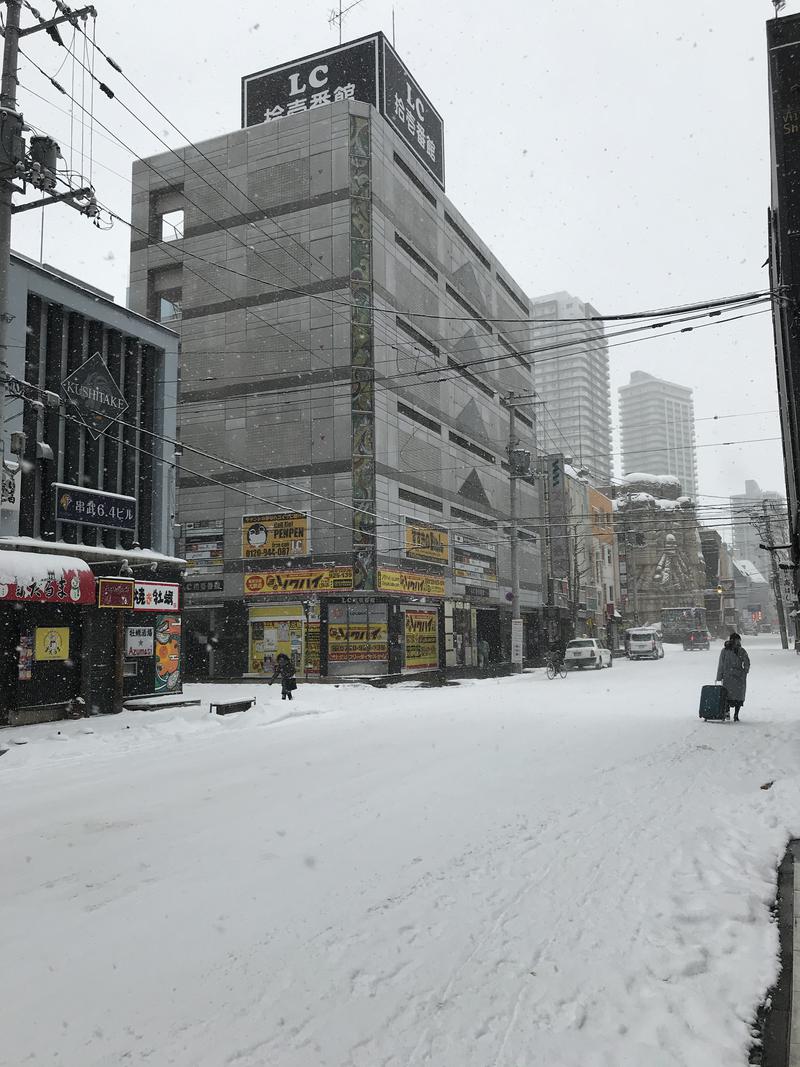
[716,632,750,722]
[269,653,297,701]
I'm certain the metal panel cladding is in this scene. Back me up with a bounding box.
[241,35,380,127]
[380,38,445,188]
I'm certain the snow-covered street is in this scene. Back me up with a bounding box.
[1,638,799,1067]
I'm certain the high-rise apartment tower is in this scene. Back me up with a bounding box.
[531,292,611,485]
[618,371,698,501]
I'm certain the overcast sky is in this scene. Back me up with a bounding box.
[9,0,797,526]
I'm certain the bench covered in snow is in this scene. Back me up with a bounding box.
[210,698,255,716]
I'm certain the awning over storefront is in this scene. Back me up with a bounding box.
[0,550,95,604]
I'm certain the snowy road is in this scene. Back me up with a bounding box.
[1,638,799,1067]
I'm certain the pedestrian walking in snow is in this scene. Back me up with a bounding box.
[716,632,750,722]
[477,638,490,669]
[269,653,297,701]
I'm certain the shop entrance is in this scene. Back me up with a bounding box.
[476,608,501,666]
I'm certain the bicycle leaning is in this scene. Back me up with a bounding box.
[544,651,567,679]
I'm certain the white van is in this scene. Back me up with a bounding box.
[627,627,664,660]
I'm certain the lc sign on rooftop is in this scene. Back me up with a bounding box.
[241,32,445,188]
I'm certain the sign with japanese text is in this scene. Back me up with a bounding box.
[242,36,379,127]
[55,483,136,532]
[241,33,445,189]
[184,520,224,571]
[185,577,224,595]
[405,519,449,565]
[377,566,445,598]
[404,609,439,670]
[381,38,444,187]
[34,626,70,662]
[242,512,308,560]
[125,626,154,658]
[17,633,32,681]
[328,622,388,662]
[0,558,95,605]
[133,581,180,613]
[244,566,353,596]
[453,539,498,585]
[97,579,135,609]
[62,352,128,440]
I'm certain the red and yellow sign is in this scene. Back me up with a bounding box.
[377,567,445,598]
[244,566,354,596]
[328,622,388,662]
[404,610,439,670]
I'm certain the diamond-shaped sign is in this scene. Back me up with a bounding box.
[62,353,128,440]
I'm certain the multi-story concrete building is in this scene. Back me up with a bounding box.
[531,292,612,486]
[128,33,545,678]
[0,253,181,724]
[618,371,698,502]
[730,480,788,576]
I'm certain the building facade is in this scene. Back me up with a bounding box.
[0,254,181,724]
[767,11,800,605]
[531,292,612,486]
[618,371,698,502]
[128,35,546,679]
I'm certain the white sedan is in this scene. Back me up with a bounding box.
[564,638,613,670]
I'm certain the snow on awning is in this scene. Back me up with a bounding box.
[0,550,95,605]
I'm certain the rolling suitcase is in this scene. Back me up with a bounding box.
[699,684,728,721]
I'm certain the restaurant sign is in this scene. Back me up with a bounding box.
[133,581,180,613]
[55,483,136,532]
[0,551,95,604]
[377,566,445,597]
[244,566,354,596]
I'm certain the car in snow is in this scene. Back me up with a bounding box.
[627,627,664,660]
[564,638,612,670]
[683,629,711,651]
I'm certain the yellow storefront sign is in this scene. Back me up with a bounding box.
[328,622,388,662]
[244,566,354,595]
[405,520,449,565]
[34,626,70,661]
[242,512,308,560]
[404,610,439,671]
[377,567,445,597]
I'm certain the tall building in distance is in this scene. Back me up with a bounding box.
[618,371,698,501]
[730,479,788,576]
[531,292,612,485]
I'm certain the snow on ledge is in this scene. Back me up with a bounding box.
[0,536,185,567]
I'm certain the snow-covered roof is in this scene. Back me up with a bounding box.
[733,558,768,583]
[622,473,682,488]
[0,549,93,583]
[0,537,185,567]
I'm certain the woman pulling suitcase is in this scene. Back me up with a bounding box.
[716,632,750,722]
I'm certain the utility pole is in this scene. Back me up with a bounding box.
[0,1,98,484]
[762,499,790,649]
[506,393,530,672]
[0,0,24,468]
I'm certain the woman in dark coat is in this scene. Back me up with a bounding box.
[716,632,750,722]
[269,653,297,701]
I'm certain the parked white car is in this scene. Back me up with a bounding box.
[564,638,613,670]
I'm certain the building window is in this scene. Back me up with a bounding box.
[160,209,184,242]
[159,288,182,323]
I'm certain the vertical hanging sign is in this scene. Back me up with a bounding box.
[349,112,376,590]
